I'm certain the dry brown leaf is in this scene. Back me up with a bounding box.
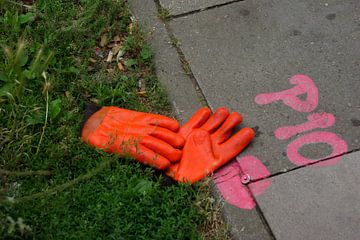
[107,43,115,48]
[138,78,146,92]
[113,35,121,43]
[90,98,100,104]
[107,68,115,73]
[112,44,122,55]
[117,62,125,71]
[106,51,114,62]
[137,91,147,96]
[87,66,94,71]
[100,35,108,47]
[89,58,97,63]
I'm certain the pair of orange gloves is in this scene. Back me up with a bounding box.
[81,107,254,183]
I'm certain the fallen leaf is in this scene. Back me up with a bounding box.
[90,98,100,104]
[112,44,122,55]
[107,43,115,48]
[106,51,114,62]
[113,35,121,43]
[137,91,146,96]
[117,62,125,71]
[116,50,125,62]
[107,68,115,73]
[100,35,108,47]
[138,78,146,92]
[87,66,94,71]
[89,58,97,63]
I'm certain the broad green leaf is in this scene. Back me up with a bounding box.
[124,59,137,68]
[49,98,62,120]
[23,69,35,79]
[140,47,152,61]
[26,113,44,125]
[0,83,14,96]
[19,12,35,24]
[20,50,29,66]
[0,72,8,82]
[68,66,80,74]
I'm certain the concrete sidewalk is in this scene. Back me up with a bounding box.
[130,0,360,239]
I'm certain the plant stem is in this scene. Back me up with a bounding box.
[35,76,49,155]
[0,169,52,176]
[0,157,114,204]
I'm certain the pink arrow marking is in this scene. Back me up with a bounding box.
[255,74,318,112]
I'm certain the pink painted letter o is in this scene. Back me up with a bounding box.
[287,131,348,167]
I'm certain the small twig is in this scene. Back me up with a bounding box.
[0,169,52,177]
[5,0,33,9]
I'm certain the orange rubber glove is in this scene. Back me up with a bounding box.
[81,106,185,170]
[166,107,255,183]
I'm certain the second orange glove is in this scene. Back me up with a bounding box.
[166,107,255,183]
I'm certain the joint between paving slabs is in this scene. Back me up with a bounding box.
[248,147,360,185]
[153,0,210,109]
[251,190,277,240]
[159,0,246,20]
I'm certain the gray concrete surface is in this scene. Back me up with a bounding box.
[211,183,273,240]
[159,0,235,16]
[129,0,203,123]
[170,0,360,176]
[252,151,360,240]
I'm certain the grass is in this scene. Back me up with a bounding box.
[0,0,228,239]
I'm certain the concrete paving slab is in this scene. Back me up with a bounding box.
[251,150,360,240]
[129,0,203,123]
[170,0,360,176]
[159,0,235,16]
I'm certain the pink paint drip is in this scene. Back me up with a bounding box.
[255,74,319,112]
[213,155,271,210]
[275,112,336,140]
[287,131,348,167]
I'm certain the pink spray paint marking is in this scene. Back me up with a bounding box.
[213,155,271,210]
[255,74,319,112]
[274,112,336,140]
[287,131,348,167]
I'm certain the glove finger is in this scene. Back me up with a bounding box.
[141,136,182,162]
[145,114,180,132]
[220,127,255,161]
[178,107,211,139]
[149,127,185,148]
[130,145,171,170]
[201,107,230,133]
[212,112,243,144]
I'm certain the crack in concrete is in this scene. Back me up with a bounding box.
[249,148,360,184]
[166,0,245,19]
[153,0,211,109]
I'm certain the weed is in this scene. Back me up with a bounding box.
[158,7,171,20]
